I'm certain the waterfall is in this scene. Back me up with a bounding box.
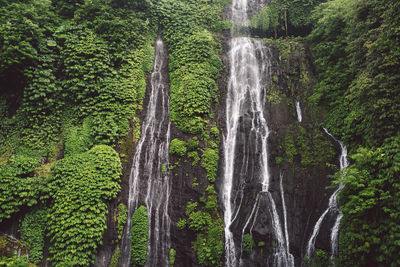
[306,128,348,260]
[223,0,293,266]
[280,174,294,266]
[120,37,171,267]
[295,101,302,122]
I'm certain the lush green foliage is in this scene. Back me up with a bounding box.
[157,0,226,133]
[117,203,128,241]
[47,145,121,266]
[249,0,325,37]
[281,125,335,168]
[179,186,223,266]
[304,249,330,267]
[309,0,400,148]
[333,136,400,266]
[242,234,255,254]
[169,248,176,266]
[201,148,219,183]
[109,246,120,267]
[130,205,149,266]
[0,255,34,267]
[0,0,155,154]
[169,138,187,157]
[20,208,48,264]
[308,0,400,265]
[187,137,199,151]
[188,151,200,166]
[0,1,156,264]
[0,152,43,222]
[192,217,224,267]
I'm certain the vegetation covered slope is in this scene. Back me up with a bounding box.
[0,0,399,266]
[308,0,400,265]
[0,0,156,265]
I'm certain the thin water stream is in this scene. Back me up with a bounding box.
[295,101,302,122]
[119,37,171,267]
[306,128,349,261]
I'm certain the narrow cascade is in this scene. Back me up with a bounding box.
[223,0,293,266]
[295,101,302,122]
[306,128,349,260]
[280,174,294,266]
[120,37,171,267]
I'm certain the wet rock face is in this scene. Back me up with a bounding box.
[216,38,337,267]
[109,37,336,267]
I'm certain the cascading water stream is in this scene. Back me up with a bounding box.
[280,174,294,266]
[120,37,171,267]
[223,0,293,266]
[306,128,349,260]
[295,101,302,122]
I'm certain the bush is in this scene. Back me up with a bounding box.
[187,137,199,151]
[242,234,255,254]
[169,248,176,266]
[201,148,219,182]
[20,208,47,264]
[192,218,224,267]
[47,145,121,266]
[169,138,187,156]
[188,151,200,166]
[130,205,149,266]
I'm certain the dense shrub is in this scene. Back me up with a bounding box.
[130,205,149,266]
[20,207,48,264]
[169,138,187,156]
[47,145,121,266]
[201,148,219,183]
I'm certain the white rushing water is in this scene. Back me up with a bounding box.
[223,0,293,265]
[306,128,348,260]
[295,101,302,122]
[120,37,171,267]
[280,174,294,266]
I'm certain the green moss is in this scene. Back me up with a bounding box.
[188,151,200,166]
[177,219,187,230]
[109,246,120,267]
[180,186,224,266]
[185,202,198,216]
[192,177,199,187]
[187,137,199,151]
[130,205,149,266]
[169,248,176,266]
[169,138,187,157]
[283,135,297,164]
[117,203,128,241]
[242,234,255,254]
[210,125,220,141]
[282,124,335,168]
[275,156,284,164]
